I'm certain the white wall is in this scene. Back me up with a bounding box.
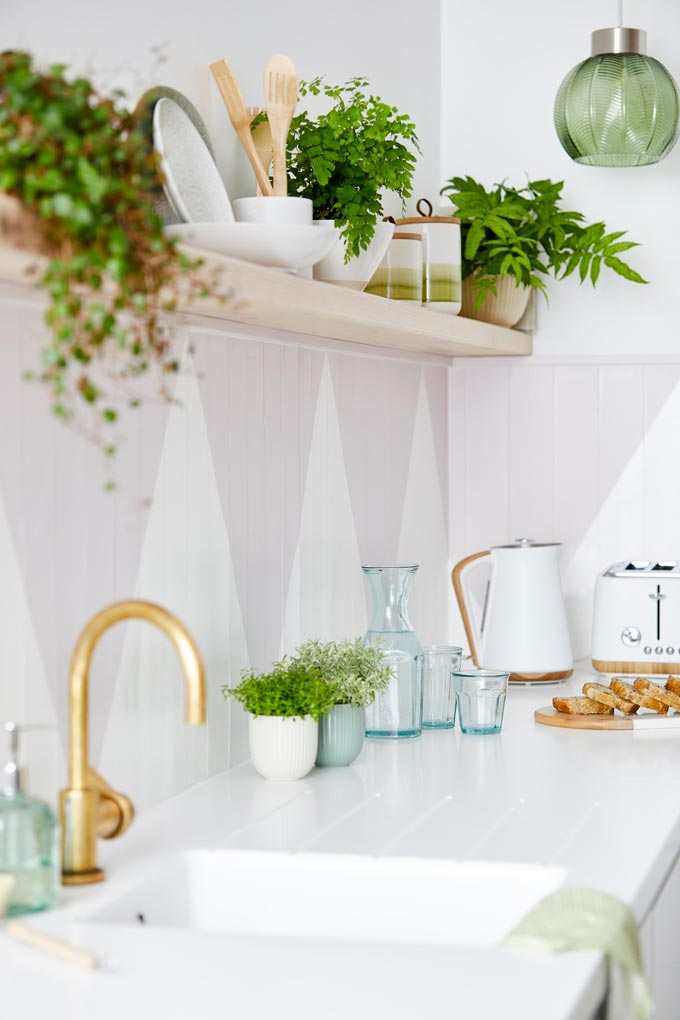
[441,0,680,355]
[5,0,441,215]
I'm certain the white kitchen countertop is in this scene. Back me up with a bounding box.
[5,664,680,1020]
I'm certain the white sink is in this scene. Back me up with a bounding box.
[81,849,564,948]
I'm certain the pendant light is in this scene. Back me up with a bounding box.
[554,0,680,166]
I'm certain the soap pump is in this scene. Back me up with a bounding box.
[0,722,58,915]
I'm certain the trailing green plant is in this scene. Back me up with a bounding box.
[284,638,392,708]
[440,175,647,310]
[222,661,337,720]
[0,50,221,475]
[282,77,420,260]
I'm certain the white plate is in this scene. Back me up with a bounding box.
[165,222,339,271]
[153,98,233,224]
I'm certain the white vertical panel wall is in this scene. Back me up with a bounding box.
[448,357,680,660]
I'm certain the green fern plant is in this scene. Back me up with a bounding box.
[440,175,647,310]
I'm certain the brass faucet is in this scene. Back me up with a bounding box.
[60,600,206,886]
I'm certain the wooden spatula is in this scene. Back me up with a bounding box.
[210,60,274,196]
[263,54,299,196]
[247,106,273,197]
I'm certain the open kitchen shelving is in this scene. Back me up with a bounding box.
[0,244,532,358]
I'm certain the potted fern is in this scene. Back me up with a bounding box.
[286,639,392,767]
[284,76,420,289]
[223,663,336,781]
[440,175,647,327]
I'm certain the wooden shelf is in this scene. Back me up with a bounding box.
[0,243,532,358]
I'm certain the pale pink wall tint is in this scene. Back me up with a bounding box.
[0,290,450,810]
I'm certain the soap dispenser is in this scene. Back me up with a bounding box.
[0,723,58,915]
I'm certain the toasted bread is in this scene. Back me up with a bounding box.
[582,681,639,714]
[666,675,680,698]
[553,696,614,716]
[634,677,680,712]
[611,678,669,714]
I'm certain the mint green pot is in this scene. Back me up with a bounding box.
[316,705,366,767]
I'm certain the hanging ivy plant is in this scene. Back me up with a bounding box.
[0,50,223,480]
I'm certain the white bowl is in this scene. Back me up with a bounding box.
[165,222,338,271]
[312,220,395,290]
[233,197,313,225]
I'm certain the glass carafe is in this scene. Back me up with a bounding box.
[362,565,424,739]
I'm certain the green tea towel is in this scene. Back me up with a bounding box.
[503,887,653,1020]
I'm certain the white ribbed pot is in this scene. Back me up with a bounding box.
[248,714,318,781]
[312,220,395,290]
[461,276,531,328]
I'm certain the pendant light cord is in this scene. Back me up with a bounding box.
[618,0,623,26]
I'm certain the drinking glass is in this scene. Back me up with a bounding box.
[454,669,509,735]
[422,646,462,728]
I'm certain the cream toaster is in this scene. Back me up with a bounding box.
[592,561,680,674]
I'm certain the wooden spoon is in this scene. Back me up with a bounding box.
[263,54,299,196]
[210,59,274,196]
[247,106,273,197]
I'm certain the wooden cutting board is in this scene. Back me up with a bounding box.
[535,707,680,730]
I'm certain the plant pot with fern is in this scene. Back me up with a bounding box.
[281,77,420,290]
[440,176,647,328]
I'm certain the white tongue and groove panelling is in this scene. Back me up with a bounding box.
[449,357,680,659]
[0,291,449,811]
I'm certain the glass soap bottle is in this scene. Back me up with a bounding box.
[0,723,58,915]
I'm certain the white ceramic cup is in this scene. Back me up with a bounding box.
[233,197,313,225]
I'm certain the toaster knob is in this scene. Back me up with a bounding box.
[656,646,664,655]
[644,646,652,654]
[621,626,642,647]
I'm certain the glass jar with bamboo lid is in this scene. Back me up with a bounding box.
[365,230,423,301]
[397,198,462,314]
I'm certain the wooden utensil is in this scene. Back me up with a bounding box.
[247,106,273,197]
[210,60,274,197]
[263,54,299,196]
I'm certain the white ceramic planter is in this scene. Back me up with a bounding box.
[248,714,318,781]
[312,219,395,290]
[461,276,530,328]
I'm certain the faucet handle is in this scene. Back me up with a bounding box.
[87,767,135,840]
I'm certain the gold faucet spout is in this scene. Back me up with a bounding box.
[61,600,206,885]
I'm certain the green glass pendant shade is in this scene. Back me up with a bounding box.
[554,30,680,166]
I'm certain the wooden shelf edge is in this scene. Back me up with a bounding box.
[0,243,532,359]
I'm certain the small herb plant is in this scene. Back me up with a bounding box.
[222,662,337,720]
[440,175,647,310]
[0,51,220,471]
[287,638,391,708]
[284,77,420,260]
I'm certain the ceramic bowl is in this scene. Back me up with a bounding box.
[312,220,395,290]
[233,197,313,225]
[165,222,338,271]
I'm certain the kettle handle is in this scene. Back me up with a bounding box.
[451,551,491,666]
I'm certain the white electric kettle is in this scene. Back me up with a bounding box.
[452,538,573,682]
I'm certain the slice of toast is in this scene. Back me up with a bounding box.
[582,681,639,714]
[666,675,680,698]
[634,677,680,712]
[553,696,614,716]
[611,678,669,714]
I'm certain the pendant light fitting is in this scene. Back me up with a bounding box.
[554,0,680,167]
